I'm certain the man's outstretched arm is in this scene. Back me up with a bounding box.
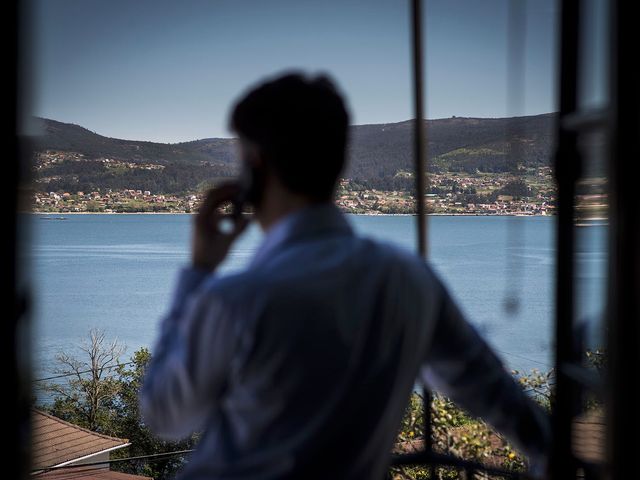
[420,282,551,474]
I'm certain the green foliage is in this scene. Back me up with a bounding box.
[32,118,233,166]
[390,384,540,480]
[438,147,505,159]
[584,348,607,410]
[110,349,197,479]
[511,368,555,411]
[115,200,155,213]
[586,348,606,372]
[391,350,603,479]
[38,163,235,196]
[495,179,537,200]
[85,200,104,212]
[40,331,196,480]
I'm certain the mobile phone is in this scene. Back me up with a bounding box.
[231,162,253,220]
[216,165,253,235]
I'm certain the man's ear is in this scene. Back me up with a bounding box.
[250,149,265,170]
[240,139,264,169]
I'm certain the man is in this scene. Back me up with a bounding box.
[140,72,550,479]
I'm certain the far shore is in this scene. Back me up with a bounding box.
[28,210,558,217]
[31,211,192,215]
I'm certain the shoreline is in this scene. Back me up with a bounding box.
[31,211,192,215]
[27,210,559,217]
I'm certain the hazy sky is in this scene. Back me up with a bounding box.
[30,0,558,143]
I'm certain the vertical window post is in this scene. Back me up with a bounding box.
[410,0,433,472]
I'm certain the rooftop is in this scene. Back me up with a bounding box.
[35,466,151,480]
[32,410,130,471]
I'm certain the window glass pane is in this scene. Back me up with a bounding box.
[578,0,610,110]
[423,0,558,373]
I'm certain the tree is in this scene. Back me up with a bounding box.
[44,328,125,433]
[42,332,197,480]
[495,179,536,200]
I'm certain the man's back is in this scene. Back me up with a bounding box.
[141,204,549,479]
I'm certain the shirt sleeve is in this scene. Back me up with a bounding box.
[420,283,551,474]
[139,266,237,441]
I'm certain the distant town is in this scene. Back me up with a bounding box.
[28,149,607,217]
[334,171,557,216]
[31,175,557,216]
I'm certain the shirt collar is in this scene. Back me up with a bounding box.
[250,202,353,268]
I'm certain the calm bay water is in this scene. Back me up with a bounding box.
[26,213,607,385]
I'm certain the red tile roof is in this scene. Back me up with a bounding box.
[35,466,151,480]
[32,410,130,470]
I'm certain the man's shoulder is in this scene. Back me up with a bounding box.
[200,235,441,301]
[198,269,262,305]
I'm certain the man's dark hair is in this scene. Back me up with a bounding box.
[230,72,350,200]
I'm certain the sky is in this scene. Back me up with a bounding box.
[28,0,559,143]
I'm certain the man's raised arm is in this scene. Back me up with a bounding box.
[140,184,248,440]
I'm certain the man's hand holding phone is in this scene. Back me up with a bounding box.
[192,183,249,272]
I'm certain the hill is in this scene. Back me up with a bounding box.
[346,113,555,190]
[28,114,556,194]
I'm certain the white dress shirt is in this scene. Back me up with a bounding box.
[140,202,550,479]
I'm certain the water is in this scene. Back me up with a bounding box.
[25,213,607,387]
